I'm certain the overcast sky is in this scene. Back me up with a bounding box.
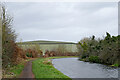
[6,2,118,43]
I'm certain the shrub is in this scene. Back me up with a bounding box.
[25,48,42,58]
[26,52,32,57]
[12,44,27,64]
[88,56,100,63]
[113,64,119,67]
[43,50,78,57]
[77,33,119,66]
[1,4,18,68]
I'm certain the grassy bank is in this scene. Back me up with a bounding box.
[32,56,77,79]
[79,57,119,67]
[3,59,33,78]
[48,56,78,59]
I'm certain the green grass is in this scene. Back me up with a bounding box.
[32,56,75,79]
[3,59,32,78]
[9,63,24,77]
[48,56,78,59]
[111,64,119,67]
[3,62,25,78]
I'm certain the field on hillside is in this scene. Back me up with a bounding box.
[17,40,78,54]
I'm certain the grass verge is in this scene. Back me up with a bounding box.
[32,56,77,79]
[3,58,33,78]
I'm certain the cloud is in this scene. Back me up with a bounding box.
[6,2,118,42]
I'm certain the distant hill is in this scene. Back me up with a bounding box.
[17,40,78,53]
[17,40,77,44]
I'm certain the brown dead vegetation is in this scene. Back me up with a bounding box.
[12,44,43,64]
[43,50,78,58]
[12,44,27,64]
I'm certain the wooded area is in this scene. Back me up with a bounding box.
[77,32,120,67]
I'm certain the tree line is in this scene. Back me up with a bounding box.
[77,32,120,67]
[1,4,42,72]
[1,4,17,69]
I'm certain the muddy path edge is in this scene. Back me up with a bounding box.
[19,59,36,80]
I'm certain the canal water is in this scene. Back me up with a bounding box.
[52,58,119,78]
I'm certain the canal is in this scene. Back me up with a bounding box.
[52,58,119,78]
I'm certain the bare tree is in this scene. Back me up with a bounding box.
[57,44,67,56]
